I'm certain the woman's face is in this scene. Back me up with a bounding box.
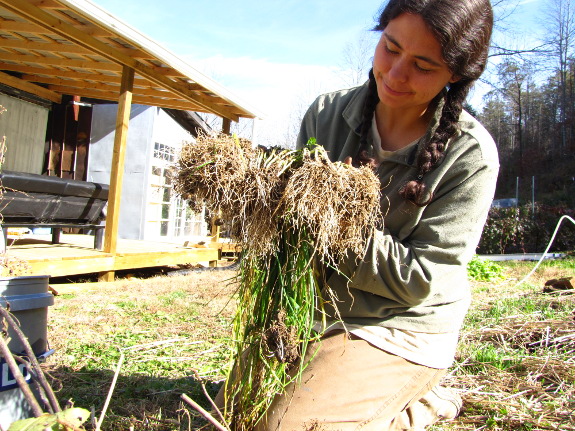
[372,12,458,113]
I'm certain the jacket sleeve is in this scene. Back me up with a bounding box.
[296,101,317,150]
[344,141,499,308]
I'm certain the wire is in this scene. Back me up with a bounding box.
[513,215,575,288]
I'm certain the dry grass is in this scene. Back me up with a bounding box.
[434,259,575,431]
[45,267,239,430]
[175,134,382,262]
[38,258,575,431]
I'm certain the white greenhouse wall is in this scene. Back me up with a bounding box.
[88,104,207,242]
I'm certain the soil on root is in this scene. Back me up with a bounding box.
[262,309,300,365]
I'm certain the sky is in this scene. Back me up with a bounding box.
[90,0,544,145]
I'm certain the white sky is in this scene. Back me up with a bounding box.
[91,0,544,146]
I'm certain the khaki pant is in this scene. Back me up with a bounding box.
[217,331,459,431]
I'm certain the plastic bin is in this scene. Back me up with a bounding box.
[0,275,53,428]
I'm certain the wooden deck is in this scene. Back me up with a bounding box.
[3,233,231,278]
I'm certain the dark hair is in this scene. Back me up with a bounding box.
[355,0,493,206]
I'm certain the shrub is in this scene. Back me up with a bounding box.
[477,204,575,254]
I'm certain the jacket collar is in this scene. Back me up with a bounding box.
[342,80,371,136]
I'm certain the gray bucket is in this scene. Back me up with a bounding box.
[0,274,54,429]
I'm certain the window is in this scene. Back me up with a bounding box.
[153,142,175,163]
[148,142,206,239]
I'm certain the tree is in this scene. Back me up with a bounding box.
[493,58,538,177]
[338,32,377,87]
[542,0,575,155]
[479,94,513,156]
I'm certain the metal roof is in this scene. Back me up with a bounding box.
[0,0,262,122]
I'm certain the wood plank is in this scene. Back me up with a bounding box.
[114,248,218,271]
[46,103,65,175]
[0,38,95,55]
[0,69,61,102]
[45,83,200,106]
[18,69,202,91]
[0,18,111,38]
[0,63,118,79]
[0,53,120,71]
[1,6,116,38]
[30,76,181,99]
[28,255,116,277]
[0,31,155,59]
[30,0,67,9]
[45,84,205,111]
[25,247,219,277]
[217,243,242,254]
[0,20,56,34]
[6,234,221,278]
[8,66,177,91]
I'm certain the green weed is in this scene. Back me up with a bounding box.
[473,295,571,324]
[467,344,523,373]
[114,300,138,309]
[468,255,505,281]
[158,289,188,305]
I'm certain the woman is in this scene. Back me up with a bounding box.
[255,0,499,430]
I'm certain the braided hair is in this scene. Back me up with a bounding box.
[355,0,493,206]
[354,68,380,168]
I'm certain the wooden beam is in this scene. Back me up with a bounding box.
[222,118,231,135]
[2,65,160,87]
[0,38,154,60]
[130,96,204,111]
[0,53,120,72]
[114,248,218,271]
[44,83,205,111]
[17,69,205,92]
[0,63,115,78]
[28,255,116,277]
[0,20,53,34]
[25,247,218,277]
[0,38,87,54]
[0,0,241,121]
[0,15,112,38]
[30,0,67,9]
[35,77,183,99]
[22,74,114,87]
[0,69,61,102]
[100,65,134,281]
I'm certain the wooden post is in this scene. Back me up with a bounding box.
[209,212,222,268]
[222,118,231,135]
[99,66,134,282]
[210,213,221,243]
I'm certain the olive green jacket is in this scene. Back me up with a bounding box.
[296,82,499,334]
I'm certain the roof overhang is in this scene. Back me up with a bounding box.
[0,0,263,122]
